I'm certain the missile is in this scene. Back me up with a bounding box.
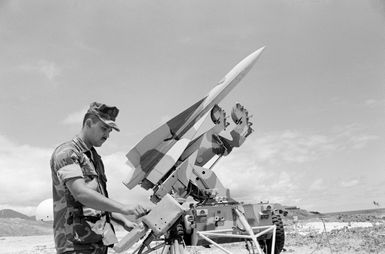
[173,46,265,139]
[124,47,265,190]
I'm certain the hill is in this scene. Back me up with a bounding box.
[0,218,53,237]
[0,209,52,236]
[0,209,33,220]
[322,207,385,217]
[283,206,385,221]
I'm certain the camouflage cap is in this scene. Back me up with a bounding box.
[87,102,120,132]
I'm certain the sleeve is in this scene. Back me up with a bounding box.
[53,148,84,184]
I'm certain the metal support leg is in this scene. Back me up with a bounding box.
[234,207,264,254]
[271,224,276,254]
[197,232,233,254]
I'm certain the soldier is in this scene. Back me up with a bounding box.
[50,102,148,254]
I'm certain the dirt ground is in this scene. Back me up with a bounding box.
[1,212,385,254]
[284,223,385,253]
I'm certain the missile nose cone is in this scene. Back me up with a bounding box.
[234,46,266,75]
[257,46,266,52]
[249,46,266,62]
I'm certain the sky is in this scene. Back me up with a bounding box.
[0,0,384,215]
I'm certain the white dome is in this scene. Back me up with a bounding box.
[35,198,53,221]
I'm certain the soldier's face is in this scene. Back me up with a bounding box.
[88,119,112,147]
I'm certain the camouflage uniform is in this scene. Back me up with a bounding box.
[51,135,113,254]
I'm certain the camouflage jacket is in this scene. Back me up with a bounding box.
[50,136,111,253]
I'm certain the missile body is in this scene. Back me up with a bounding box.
[174,46,265,139]
[124,47,265,190]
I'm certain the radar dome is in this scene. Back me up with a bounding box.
[35,198,53,221]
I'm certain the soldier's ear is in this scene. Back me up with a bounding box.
[85,118,93,129]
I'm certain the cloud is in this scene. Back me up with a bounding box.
[99,152,153,207]
[350,135,379,149]
[74,40,100,54]
[0,134,52,214]
[213,146,300,204]
[341,179,359,188]
[209,125,379,208]
[309,178,325,191]
[364,99,381,107]
[252,130,336,165]
[38,60,61,81]
[19,60,61,81]
[333,124,379,150]
[0,134,152,216]
[0,124,379,215]
[62,107,88,125]
[252,126,378,165]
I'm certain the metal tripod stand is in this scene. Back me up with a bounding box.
[129,220,187,254]
[126,206,276,254]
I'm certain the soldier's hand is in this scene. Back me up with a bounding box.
[122,220,139,232]
[124,204,149,219]
[133,204,149,219]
